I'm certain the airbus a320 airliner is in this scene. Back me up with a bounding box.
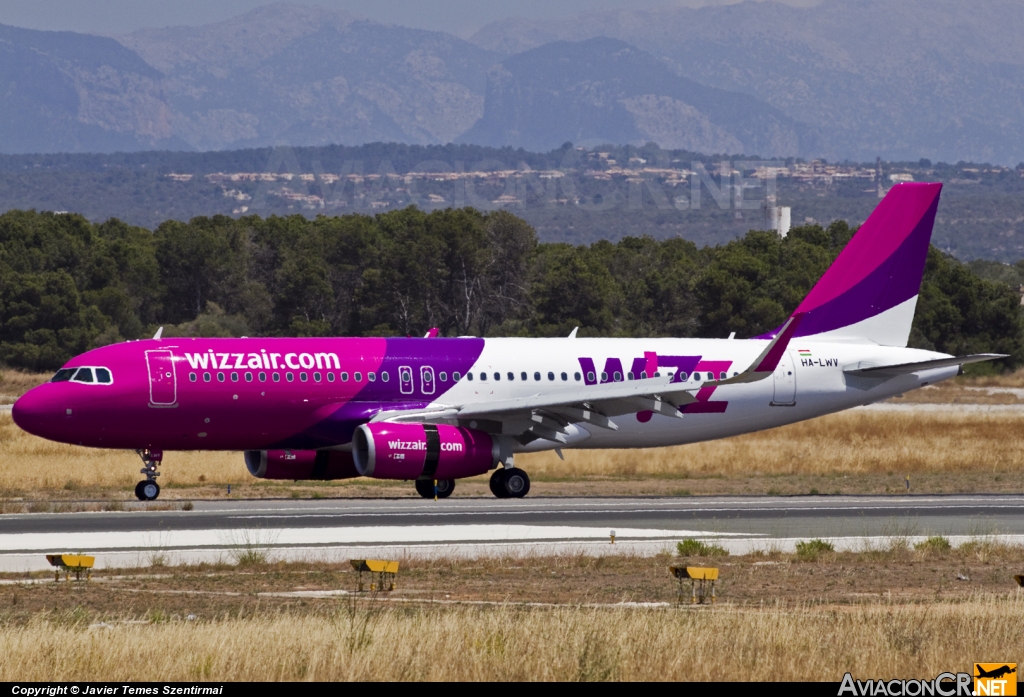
[11,183,1003,500]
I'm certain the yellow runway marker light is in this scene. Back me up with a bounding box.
[46,554,94,582]
[670,565,718,604]
[351,559,399,592]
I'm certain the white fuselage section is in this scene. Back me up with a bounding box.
[436,337,954,451]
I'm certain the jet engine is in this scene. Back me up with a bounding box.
[244,449,359,480]
[352,423,498,480]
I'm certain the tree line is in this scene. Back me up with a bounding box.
[0,207,1020,373]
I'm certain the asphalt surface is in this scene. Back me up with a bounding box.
[6,495,1024,539]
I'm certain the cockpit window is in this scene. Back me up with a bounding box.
[50,369,75,382]
[71,368,94,383]
[95,368,112,384]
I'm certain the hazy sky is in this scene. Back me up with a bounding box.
[0,0,820,37]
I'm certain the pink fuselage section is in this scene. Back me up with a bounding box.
[12,337,483,451]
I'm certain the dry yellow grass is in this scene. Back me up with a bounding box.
[518,408,1024,479]
[2,406,1024,492]
[0,370,49,405]
[0,413,247,491]
[0,601,1017,681]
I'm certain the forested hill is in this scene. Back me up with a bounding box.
[0,207,1019,373]
[2,143,1024,261]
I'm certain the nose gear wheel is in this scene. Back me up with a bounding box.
[135,448,163,501]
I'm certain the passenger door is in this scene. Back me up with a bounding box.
[146,350,177,406]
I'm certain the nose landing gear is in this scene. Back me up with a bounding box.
[135,448,162,501]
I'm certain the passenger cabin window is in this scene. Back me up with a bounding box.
[72,368,94,383]
[547,372,555,381]
[480,373,487,381]
[493,372,500,381]
[453,372,461,381]
[521,372,527,381]
[534,372,541,381]
[574,372,581,381]
[561,372,568,381]
[507,372,514,381]
[439,372,448,382]
[327,372,335,382]
[368,372,376,382]
[354,372,362,382]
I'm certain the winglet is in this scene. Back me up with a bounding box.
[153,326,163,340]
[424,328,439,338]
[568,326,579,339]
[718,313,803,385]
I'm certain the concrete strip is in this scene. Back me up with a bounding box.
[2,533,1020,573]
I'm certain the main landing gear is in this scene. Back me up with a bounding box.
[415,478,455,499]
[490,467,530,499]
[135,448,162,501]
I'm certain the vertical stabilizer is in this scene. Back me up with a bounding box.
[782,182,941,346]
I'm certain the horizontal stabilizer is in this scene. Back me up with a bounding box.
[844,353,1006,378]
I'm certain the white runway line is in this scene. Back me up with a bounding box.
[0,524,737,555]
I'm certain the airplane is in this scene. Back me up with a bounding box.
[12,182,1004,501]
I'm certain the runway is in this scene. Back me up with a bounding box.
[1,494,1022,571]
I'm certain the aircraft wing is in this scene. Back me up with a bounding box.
[843,353,1006,378]
[370,319,801,443]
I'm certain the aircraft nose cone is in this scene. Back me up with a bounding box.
[11,387,61,438]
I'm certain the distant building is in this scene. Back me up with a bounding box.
[765,206,791,237]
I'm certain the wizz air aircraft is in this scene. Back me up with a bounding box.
[12,183,1002,500]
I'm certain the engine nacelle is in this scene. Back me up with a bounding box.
[244,449,359,480]
[353,423,497,480]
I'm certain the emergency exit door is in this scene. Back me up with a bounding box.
[771,351,796,406]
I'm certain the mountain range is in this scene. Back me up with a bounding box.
[0,1,1022,163]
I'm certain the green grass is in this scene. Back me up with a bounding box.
[914,536,951,553]
[676,539,729,557]
[795,539,835,561]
